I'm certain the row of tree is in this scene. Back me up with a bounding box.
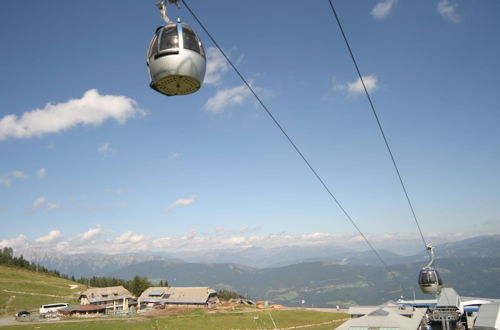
[76,276,168,297]
[217,289,250,301]
[0,247,68,279]
[75,277,246,300]
[1,246,247,300]
[0,247,156,296]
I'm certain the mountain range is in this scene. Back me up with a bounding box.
[103,257,500,306]
[21,234,500,307]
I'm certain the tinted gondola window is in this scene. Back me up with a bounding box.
[159,26,179,50]
[182,26,204,57]
[419,271,425,283]
[436,271,443,285]
[419,271,429,284]
[148,33,159,59]
[419,270,437,284]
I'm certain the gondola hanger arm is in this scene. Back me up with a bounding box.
[156,0,180,24]
[425,244,435,268]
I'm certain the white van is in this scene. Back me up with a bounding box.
[39,303,69,314]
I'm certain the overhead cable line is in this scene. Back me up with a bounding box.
[180,0,404,294]
[327,0,430,255]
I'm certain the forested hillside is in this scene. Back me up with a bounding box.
[106,257,500,307]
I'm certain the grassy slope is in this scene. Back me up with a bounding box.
[0,265,350,329]
[3,309,348,329]
[0,265,81,316]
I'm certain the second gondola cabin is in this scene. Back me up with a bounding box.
[418,266,443,294]
[417,244,443,295]
[147,20,206,96]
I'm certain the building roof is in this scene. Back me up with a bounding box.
[475,303,500,329]
[229,298,255,305]
[348,304,415,317]
[338,307,425,330]
[139,287,169,302]
[79,286,133,303]
[139,287,217,304]
[73,304,107,312]
[462,297,500,304]
[436,287,461,309]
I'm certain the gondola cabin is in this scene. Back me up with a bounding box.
[418,266,443,294]
[147,20,206,96]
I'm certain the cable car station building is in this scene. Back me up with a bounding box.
[339,288,500,330]
[138,286,219,310]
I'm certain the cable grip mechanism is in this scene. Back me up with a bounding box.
[425,244,435,268]
[156,0,180,24]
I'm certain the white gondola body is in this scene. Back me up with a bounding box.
[147,23,206,96]
[418,267,443,294]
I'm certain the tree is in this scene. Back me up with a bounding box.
[128,276,152,297]
[0,247,14,264]
[217,290,249,301]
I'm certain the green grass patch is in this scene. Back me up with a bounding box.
[273,290,299,301]
[0,265,80,316]
[3,309,348,329]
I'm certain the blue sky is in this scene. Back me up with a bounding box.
[1,0,499,255]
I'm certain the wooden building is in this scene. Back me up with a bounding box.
[139,286,219,309]
[79,286,134,312]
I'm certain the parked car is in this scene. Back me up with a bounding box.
[15,311,30,317]
[15,311,31,320]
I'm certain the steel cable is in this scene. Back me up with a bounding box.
[180,0,405,294]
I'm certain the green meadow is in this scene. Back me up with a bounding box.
[0,265,79,316]
[3,309,347,329]
[0,265,348,329]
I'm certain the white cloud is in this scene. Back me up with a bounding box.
[98,142,113,156]
[35,230,61,243]
[37,168,46,178]
[0,170,28,187]
[0,177,12,187]
[0,89,141,141]
[11,170,27,179]
[204,84,251,113]
[148,230,469,253]
[81,224,102,241]
[31,196,59,211]
[0,228,481,257]
[437,0,460,23]
[334,75,378,95]
[165,195,197,213]
[168,152,181,160]
[212,225,260,237]
[347,75,377,94]
[203,47,260,114]
[32,196,46,209]
[104,188,125,195]
[0,234,28,249]
[45,202,60,211]
[112,231,146,244]
[204,47,230,86]
[371,0,398,19]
